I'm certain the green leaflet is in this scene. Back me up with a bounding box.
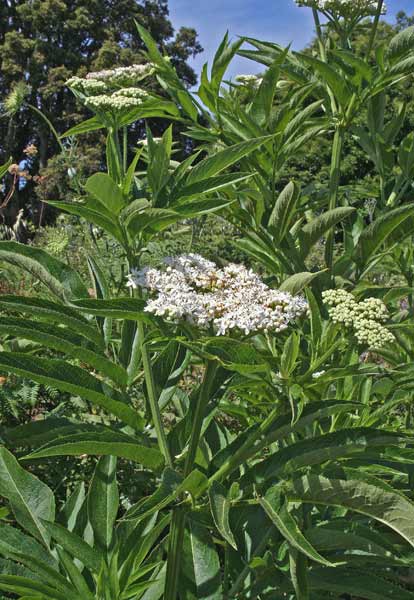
[287,469,414,548]
[208,481,237,549]
[307,568,414,600]
[185,135,275,185]
[0,448,55,548]
[354,204,414,267]
[88,456,119,552]
[0,316,126,387]
[244,428,413,485]
[85,172,126,215]
[259,487,335,567]
[0,241,88,299]
[0,295,103,348]
[299,207,355,259]
[24,431,164,470]
[41,520,103,573]
[181,518,223,600]
[0,352,142,429]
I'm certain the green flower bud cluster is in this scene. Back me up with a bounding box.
[322,289,395,349]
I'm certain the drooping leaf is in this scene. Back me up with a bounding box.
[0,353,141,429]
[0,241,88,299]
[288,469,414,548]
[260,487,333,567]
[24,431,164,470]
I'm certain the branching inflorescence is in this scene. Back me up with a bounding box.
[128,254,308,336]
[295,0,386,18]
[66,63,154,111]
[322,289,395,348]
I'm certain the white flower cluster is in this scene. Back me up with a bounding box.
[65,77,108,95]
[84,88,149,111]
[85,63,154,86]
[322,289,395,349]
[235,74,263,87]
[295,0,386,17]
[127,254,308,336]
[66,64,153,113]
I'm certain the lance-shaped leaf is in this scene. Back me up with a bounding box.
[0,524,57,569]
[0,295,103,348]
[354,204,414,267]
[0,241,88,299]
[0,447,55,547]
[182,518,223,600]
[0,316,126,387]
[24,431,164,470]
[245,428,413,485]
[0,574,70,600]
[46,200,125,244]
[299,207,355,259]
[71,298,152,322]
[0,353,141,429]
[388,25,414,62]
[259,487,333,567]
[88,456,119,552]
[268,181,299,242]
[307,567,414,600]
[208,481,237,549]
[279,270,326,294]
[41,520,103,573]
[288,469,414,548]
[184,135,274,185]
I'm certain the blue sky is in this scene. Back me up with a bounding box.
[168,0,414,83]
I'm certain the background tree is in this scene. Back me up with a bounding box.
[0,0,202,226]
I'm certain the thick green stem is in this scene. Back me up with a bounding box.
[325,126,345,272]
[164,360,218,600]
[184,360,218,476]
[138,320,173,468]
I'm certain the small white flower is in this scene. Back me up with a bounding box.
[128,254,308,336]
[312,370,326,379]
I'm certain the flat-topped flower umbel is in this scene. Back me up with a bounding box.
[295,0,386,18]
[128,254,308,336]
[66,63,154,112]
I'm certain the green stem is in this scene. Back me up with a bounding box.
[325,126,345,273]
[122,127,128,174]
[367,0,384,60]
[138,320,173,468]
[209,405,280,487]
[312,9,337,115]
[164,360,218,600]
[27,104,65,153]
[184,360,218,476]
[227,527,274,598]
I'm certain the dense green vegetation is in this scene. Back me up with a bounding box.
[2,0,414,598]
